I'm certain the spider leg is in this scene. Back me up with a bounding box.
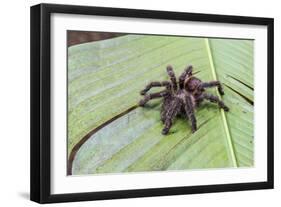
[139,90,169,106]
[160,96,172,123]
[184,95,197,133]
[179,65,193,89]
[166,65,178,91]
[199,81,224,95]
[160,107,166,123]
[162,98,181,135]
[140,81,171,95]
[199,93,229,111]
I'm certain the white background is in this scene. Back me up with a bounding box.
[0,0,279,206]
[51,13,268,194]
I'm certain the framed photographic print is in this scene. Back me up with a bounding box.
[30,3,274,203]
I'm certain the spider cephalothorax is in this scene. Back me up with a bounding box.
[139,65,229,135]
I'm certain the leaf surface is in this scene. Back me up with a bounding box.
[68,35,254,175]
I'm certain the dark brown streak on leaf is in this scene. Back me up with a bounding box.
[224,84,254,106]
[67,104,139,175]
[227,75,254,91]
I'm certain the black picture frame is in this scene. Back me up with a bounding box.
[30,3,274,204]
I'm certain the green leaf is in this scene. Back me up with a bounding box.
[68,35,253,175]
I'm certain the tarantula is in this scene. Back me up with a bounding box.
[139,65,229,135]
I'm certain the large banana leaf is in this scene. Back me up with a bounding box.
[68,35,253,175]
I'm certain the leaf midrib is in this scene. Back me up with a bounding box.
[205,38,238,167]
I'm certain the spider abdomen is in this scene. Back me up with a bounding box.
[185,77,202,92]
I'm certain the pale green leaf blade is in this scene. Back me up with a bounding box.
[69,35,254,175]
[68,35,208,157]
[210,39,254,167]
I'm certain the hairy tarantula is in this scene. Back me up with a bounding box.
[139,65,229,135]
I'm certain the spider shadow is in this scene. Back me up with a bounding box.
[139,101,162,114]
[169,102,225,134]
[199,102,224,111]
